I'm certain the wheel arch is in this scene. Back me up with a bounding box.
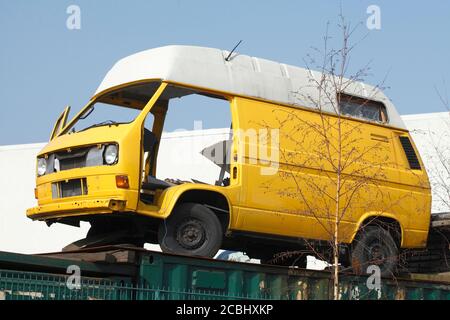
[352,213,404,247]
[160,186,232,232]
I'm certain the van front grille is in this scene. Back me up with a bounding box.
[59,155,86,171]
[52,178,88,199]
[44,145,106,174]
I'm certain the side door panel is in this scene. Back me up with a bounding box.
[232,96,417,244]
[233,97,335,241]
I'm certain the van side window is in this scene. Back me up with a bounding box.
[338,94,388,123]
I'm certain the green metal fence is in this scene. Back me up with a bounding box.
[0,269,274,301]
[2,268,450,300]
[2,248,450,300]
[0,270,127,300]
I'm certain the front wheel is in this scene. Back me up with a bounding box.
[351,226,398,277]
[158,203,223,258]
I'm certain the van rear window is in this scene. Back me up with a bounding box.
[338,94,388,123]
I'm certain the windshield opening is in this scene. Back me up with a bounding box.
[64,102,141,133]
[62,81,162,135]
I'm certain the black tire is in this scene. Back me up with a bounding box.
[351,226,398,277]
[158,203,223,258]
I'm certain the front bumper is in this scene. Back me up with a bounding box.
[26,197,127,220]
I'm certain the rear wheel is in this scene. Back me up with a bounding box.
[158,203,223,258]
[351,226,398,277]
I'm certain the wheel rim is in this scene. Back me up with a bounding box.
[176,219,206,250]
[367,241,388,266]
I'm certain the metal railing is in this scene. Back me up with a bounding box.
[0,269,273,301]
[2,269,450,300]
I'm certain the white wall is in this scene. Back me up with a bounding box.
[0,129,229,254]
[156,128,230,184]
[0,143,91,254]
[403,112,450,213]
[0,113,449,256]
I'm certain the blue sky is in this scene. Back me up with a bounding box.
[1,0,450,145]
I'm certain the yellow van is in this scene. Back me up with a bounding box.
[27,46,431,275]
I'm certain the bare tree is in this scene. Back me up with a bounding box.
[260,14,408,300]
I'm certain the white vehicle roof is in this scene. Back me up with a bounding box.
[95,45,406,130]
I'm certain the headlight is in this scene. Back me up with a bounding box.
[37,158,47,176]
[104,144,118,165]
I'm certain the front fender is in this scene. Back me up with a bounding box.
[156,183,234,219]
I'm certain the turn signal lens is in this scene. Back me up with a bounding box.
[116,175,129,189]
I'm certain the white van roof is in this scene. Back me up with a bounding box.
[95,45,406,130]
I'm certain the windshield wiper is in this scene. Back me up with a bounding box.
[78,120,119,133]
